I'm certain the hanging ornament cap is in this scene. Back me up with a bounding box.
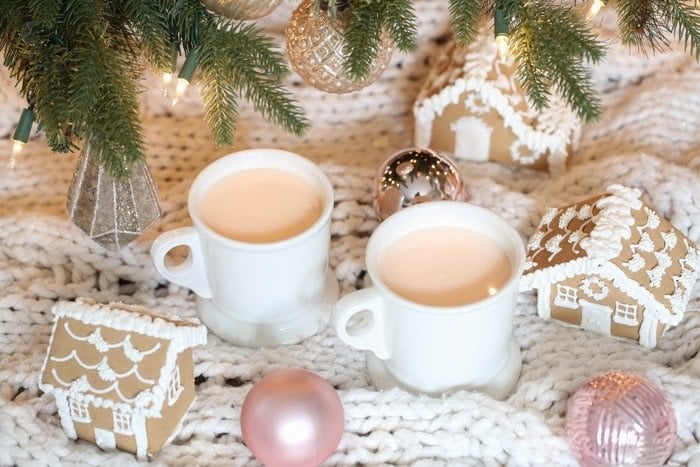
[67,144,162,251]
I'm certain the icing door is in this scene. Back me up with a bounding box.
[94,428,116,450]
[579,299,612,335]
[450,116,492,161]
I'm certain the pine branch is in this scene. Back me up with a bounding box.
[122,0,172,71]
[510,1,605,122]
[450,0,487,45]
[660,0,700,60]
[64,0,144,175]
[221,22,289,80]
[617,0,669,51]
[223,22,310,137]
[197,19,309,146]
[344,1,385,80]
[28,0,61,29]
[383,0,418,52]
[198,43,240,146]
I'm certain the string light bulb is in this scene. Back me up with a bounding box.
[494,7,510,62]
[172,51,198,107]
[10,107,34,169]
[587,0,607,21]
[161,43,179,97]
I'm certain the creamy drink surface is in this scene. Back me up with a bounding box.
[378,226,512,307]
[200,168,323,243]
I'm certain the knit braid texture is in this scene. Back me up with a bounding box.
[0,2,698,465]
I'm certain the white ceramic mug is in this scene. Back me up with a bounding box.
[332,201,526,399]
[151,149,339,347]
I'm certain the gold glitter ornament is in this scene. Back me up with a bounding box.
[67,144,162,251]
[199,0,284,20]
[285,0,394,94]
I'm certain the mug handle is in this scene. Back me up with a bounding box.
[150,227,213,298]
[332,287,392,359]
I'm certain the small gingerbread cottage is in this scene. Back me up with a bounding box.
[39,299,207,459]
[521,185,698,348]
[413,27,581,173]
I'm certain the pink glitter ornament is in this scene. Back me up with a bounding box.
[566,371,677,466]
[241,369,344,467]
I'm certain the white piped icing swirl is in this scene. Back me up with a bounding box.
[580,184,643,261]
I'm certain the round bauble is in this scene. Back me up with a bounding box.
[241,369,345,467]
[566,371,677,466]
[373,148,466,220]
[286,0,393,94]
[200,0,284,21]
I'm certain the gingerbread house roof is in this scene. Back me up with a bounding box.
[39,299,207,416]
[413,26,580,172]
[521,185,698,326]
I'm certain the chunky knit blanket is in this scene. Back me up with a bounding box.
[1,2,699,465]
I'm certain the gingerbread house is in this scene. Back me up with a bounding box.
[39,299,207,459]
[521,185,698,348]
[413,27,581,173]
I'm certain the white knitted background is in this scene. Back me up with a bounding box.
[1,2,699,465]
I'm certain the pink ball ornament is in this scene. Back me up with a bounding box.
[566,371,677,466]
[241,369,344,467]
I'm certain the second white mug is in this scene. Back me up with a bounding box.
[332,201,526,399]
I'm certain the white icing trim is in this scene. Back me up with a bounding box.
[537,285,551,319]
[94,428,116,450]
[553,284,579,309]
[522,257,684,328]
[55,372,144,405]
[639,313,658,349]
[64,323,161,362]
[581,276,609,301]
[54,393,77,439]
[167,366,183,406]
[53,299,207,352]
[612,301,639,326]
[132,411,148,460]
[112,410,133,435]
[50,351,155,385]
[68,397,91,423]
[39,312,62,394]
[580,185,643,261]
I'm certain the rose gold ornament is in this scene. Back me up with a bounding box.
[285,0,393,94]
[373,148,466,220]
[241,369,344,467]
[566,371,677,466]
[199,0,283,20]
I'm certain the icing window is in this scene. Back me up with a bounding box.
[614,302,639,326]
[554,285,578,309]
[168,366,184,406]
[113,411,132,435]
[69,398,90,423]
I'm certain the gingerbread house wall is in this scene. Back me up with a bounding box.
[41,316,171,456]
[145,350,196,455]
[69,403,139,455]
[428,90,550,172]
[549,274,650,339]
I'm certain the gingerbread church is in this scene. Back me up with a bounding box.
[521,185,698,348]
[39,299,207,459]
[413,27,581,173]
